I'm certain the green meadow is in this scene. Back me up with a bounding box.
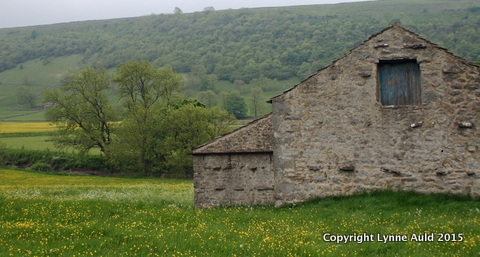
[0,169,479,256]
[0,135,55,151]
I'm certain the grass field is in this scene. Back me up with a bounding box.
[0,135,101,155]
[0,122,57,152]
[0,81,51,121]
[0,169,479,256]
[0,136,55,151]
[4,111,48,121]
[0,122,105,154]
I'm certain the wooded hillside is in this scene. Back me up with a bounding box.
[1,0,479,85]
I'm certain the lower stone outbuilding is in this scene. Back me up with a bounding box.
[193,115,275,207]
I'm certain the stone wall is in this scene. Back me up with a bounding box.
[271,24,480,206]
[193,153,275,207]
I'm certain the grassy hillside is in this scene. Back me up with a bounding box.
[0,55,86,121]
[0,55,83,85]
[1,0,478,75]
[0,169,479,256]
[0,0,479,120]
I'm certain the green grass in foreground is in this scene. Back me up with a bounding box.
[0,135,102,155]
[0,169,479,256]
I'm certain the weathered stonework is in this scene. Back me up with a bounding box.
[193,23,480,208]
[193,153,274,208]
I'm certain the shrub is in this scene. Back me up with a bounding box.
[0,149,110,172]
[0,142,8,165]
[30,162,52,172]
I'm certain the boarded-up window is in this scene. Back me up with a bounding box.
[378,60,421,106]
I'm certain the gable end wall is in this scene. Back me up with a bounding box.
[272,25,480,206]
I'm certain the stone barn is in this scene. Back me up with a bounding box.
[193,23,480,208]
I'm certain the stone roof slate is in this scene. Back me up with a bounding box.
[192,114,273,155]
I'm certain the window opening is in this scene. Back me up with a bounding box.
[378,60,421,106]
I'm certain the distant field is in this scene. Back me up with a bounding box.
[0,122,54,133]
[0,84,48,121]
[0,135,55,151]
[0,135,101,154]
[3,110,48,121]
[0,122,56,151]
[0,122,99,153]
[0,83,47,121]
[0,169,479,256]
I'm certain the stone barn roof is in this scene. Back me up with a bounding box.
[192,114,273,155]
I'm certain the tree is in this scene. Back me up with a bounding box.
[224,91,247,118]
[233,80,245,91]
[197,90,217,108]
[16,86,35,108]
[44,67,117,154]
[200,74,218,91]
[219,91,229,109]
[106,102,235,175]
[255,76,277,92]
[30,30,37,40]
[174,7,183,14]
[44,60,234,175]
[23,75,29,85]
[249,87,265,116]
[190,62,207,89]
[106,106,166,174]
[207,106,236,137]
[114,60,182,111]
[108,60,183,174]
[161,104,235,174]
[242,59,261,83]
[203,6,215,12]
[161,105,212,174]
[297,62,313,78]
